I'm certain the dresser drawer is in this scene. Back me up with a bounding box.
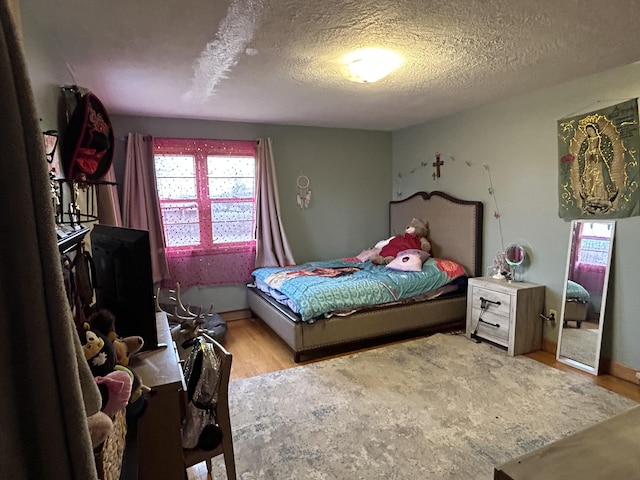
[466,277,545,356]
[470,307,510,346]
[470,286,512,318]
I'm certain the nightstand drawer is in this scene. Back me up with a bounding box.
[466,277,545,356]
[470,308,510,346]
[470,287,511,317]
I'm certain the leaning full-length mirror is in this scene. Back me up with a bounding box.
[557,220,615,374]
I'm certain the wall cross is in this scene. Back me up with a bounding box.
[432,153,443,180]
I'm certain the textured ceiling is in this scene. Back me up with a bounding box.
[22,0,640,131]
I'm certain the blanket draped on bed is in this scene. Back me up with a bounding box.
[252,257,465,321]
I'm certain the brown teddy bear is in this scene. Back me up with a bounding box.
[113,336,144,367]
[370,218,431,265]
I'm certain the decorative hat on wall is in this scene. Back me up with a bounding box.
[62,91,114,182]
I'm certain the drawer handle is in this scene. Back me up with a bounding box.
[471,317,501,343]
[478,317,501,329]
[471,301,501,343]
[471,317,500,343]
[479,296,501,308]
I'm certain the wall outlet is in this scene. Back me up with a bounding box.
[548,309,558,322]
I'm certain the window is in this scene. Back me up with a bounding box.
[153,138,257,286]
[577,222,612,266]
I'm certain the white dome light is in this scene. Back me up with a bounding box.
[343,48,403,83]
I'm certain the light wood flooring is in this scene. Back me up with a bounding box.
[187,317,640,479]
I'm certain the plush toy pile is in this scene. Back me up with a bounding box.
[360,217,432,267]
[78,309,150,448]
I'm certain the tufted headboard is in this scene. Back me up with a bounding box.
[389,191,483,277]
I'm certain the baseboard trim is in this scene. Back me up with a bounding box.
[542,337,638,383]
[602,359,640,384]
[219,309,251,322]
[542,337,556,355]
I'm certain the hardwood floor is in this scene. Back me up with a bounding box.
[224,317,440,380]
[186,317,640,479]
[525,349,640,402]
[224,317,300,380]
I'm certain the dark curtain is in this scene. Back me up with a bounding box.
[0,4,101,479]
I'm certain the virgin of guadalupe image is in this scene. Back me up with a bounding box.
[565,113,628,216]
[578,123,619,213]
[559,99,639,220]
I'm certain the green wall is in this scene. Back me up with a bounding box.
[105,115,393,312]
[392,61,640,371]
[110,116,391,264]
[20,1,73,130]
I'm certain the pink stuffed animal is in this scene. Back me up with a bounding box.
[95,370,132,418]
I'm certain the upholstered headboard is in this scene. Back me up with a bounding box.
[389,191,483,277]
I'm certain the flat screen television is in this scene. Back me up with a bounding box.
[90,224,159,351]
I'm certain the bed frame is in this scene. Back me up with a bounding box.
[248,191,483,362]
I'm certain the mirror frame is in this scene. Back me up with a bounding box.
[504,243,526,282]
[504,243,526,266]
[556,219,615,375]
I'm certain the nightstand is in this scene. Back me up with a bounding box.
[465,276,545,356]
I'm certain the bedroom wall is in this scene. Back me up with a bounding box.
[19,2,71,131]
[102,115,393,312]
[392,61,640,371]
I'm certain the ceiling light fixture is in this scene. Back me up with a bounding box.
[343,48,403,83]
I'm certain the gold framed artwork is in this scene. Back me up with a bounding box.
[557,99,640,219]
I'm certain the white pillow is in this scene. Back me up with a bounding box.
[386,249,430,272]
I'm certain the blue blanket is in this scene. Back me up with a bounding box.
[252,257,466,322]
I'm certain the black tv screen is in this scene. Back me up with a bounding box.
[90,224,158,351]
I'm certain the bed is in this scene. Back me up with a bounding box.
[247,191,483,361]
[563,279,590,328]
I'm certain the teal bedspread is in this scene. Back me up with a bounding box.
[251,257,466,322]
[567,279,590,302]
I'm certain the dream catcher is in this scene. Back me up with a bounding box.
[296,175,312,209]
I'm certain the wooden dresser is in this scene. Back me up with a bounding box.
[122,312,186,479]
[465,277,545,356]
[495,405,640,479]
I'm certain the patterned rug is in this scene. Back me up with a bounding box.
[208,333,636,479]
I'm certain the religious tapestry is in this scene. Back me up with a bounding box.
[558,99,640,219]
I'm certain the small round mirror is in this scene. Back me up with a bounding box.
[505,244,526,267]
[504,244,526,282]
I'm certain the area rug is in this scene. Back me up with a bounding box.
[208,333,636,479]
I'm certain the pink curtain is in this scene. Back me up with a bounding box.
[154,137,257,287]
[164,245,256,289]
[122,133,170,283]
[255,137,295,267]
[572,264,606,297]
[569,222,606,296]
[96,164,122,226]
